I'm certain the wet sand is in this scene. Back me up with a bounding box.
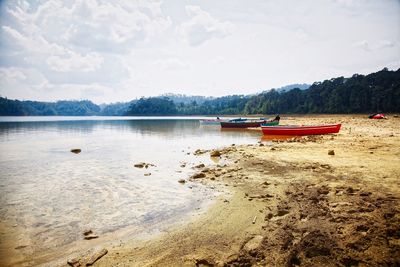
[94,114,400,267]
[14,114,400,266]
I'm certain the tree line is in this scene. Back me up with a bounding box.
[1,68,399,116]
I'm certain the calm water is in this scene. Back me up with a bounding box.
[0,116,262,265]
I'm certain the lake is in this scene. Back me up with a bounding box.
[0,116,262,266]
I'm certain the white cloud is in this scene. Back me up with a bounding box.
[178,5,234,46]
[46,52,104,72]
[153,58,189,70]
[353,40,396,52]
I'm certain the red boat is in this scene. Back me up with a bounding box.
[261,124,341,136]
[369,113,387,119]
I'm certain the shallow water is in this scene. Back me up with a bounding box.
[0,116,261,265]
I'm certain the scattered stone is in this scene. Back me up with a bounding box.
[259,143,264,147]
[223,199,229,203]
[271,147,276,151]
[134,162,155,168]
[84,234,99,240]
[265,213,274,220]
[83,230,92,236]
[178,179,186,184]
[328,150,335,155]
[70,149,81,154]
[191,172,206,179]
[243,235,263,252]
[180,163,186,168]
[144,173,151,176]
[195,163,205,168]
[277,209,290,217]
[86,248,108,266]
[134,163,145,168]
[201,168,210,173]
[210,150,221,157]
[67,257,81,267]
[194,149,207,155]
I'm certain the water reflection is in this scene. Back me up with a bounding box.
[0,117,261,266]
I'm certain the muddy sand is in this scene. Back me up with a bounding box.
[78,115,398,266]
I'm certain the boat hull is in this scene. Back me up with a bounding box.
[200,119,226,125]
[261,124,341,135]
[220,120,266,128]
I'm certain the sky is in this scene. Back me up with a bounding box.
[0,0,399,104]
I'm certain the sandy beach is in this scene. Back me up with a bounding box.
[67,115,399,266]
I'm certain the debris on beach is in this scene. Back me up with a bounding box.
[328,149,335,155]
[70,148,81,154]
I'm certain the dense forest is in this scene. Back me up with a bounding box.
[1,68,399,116]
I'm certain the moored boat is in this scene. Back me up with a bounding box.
[199,118,227,125]
[221,119,266,128]
[261,124,341,135]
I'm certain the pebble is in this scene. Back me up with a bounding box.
[210,150,221,157]
[70,149,81,154]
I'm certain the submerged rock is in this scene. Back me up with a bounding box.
[70,149,81,154]
[134,162,155,168]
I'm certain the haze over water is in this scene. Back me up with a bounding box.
[0,116,262,265]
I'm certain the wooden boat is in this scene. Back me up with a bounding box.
[199,118,227,125]
[261,124,341,135]
[220,118,279,128]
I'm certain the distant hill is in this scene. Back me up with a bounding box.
[273,83,310,93]
[1,68,399,116]
[159,93,214,105]
[0,98,100,116]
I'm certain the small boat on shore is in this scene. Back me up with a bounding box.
[261,124,341,135]
[221,119,279,128]
[199,118,227,125]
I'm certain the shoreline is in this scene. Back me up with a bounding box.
[2,114,399,266]
[96,114,400,266]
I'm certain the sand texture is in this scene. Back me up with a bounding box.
[70,115,400,266]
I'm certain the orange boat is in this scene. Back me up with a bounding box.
[261,124,341,136]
